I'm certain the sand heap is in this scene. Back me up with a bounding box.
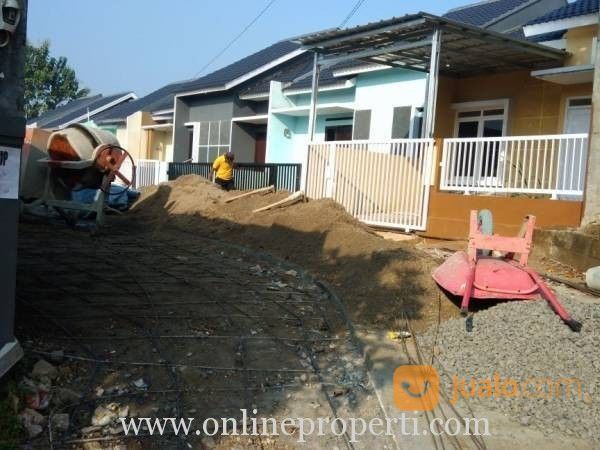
[128,175,456,331]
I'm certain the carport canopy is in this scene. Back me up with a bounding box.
[292,12,566,76]
[292,12,567,139]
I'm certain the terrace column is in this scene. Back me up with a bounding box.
[582,18,600,225]
[301,53,321,191]
[423,26,441,138]
[307,52,321,141]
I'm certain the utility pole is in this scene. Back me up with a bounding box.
[0,0,27,377]
[582,15,600,225]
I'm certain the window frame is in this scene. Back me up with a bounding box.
[451,99,509,138]
[563,95,592,133]
[450,99,510,187]
[190,120,232,163]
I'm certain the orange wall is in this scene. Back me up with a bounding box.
[422,26,596,239]
[434,71,592,138]
[423,141,584,239]
[565,25,597,66]
[425,191,583,239]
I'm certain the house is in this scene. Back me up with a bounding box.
[26,92,137,130]
[289,0,597,238]
[104,0,596,241]
[525,0,598,81]
[172,40,304,163]
[94,81,187,161]
[235,0,576,165]
[95,40,306,164]
[170,0,564,167]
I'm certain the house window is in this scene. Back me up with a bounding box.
[196,120,231,162]
[452,101,508,180]
[453,101,507,138]
[353,110,371,140]
[391,106,412,139]
[567,97,591,108]
[391,106,423,139]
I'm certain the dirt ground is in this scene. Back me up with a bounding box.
[9,176,594,449]
[15,222,395,449]
[126,176,459,333]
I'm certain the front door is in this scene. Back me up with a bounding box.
[254,132,266,164]
[559,97,591,197]
[564,98,591,134]
[325,125,352,141]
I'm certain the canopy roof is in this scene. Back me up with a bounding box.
[293,12,567,76]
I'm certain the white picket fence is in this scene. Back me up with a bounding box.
[440,134,589,198]
[306,139,435,231]
[134,159,169,189]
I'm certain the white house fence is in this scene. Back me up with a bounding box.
[134,159,169,189]
[440,134,589,198]
[305,139,435,231]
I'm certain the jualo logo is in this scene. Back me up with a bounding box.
[393,365,440,411]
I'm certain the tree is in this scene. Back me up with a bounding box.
[24,40,90,119]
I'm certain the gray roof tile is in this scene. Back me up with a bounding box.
[28,93,134,128]
[96,40,301,122]
[527,0,598,25]
[444,0,532,26]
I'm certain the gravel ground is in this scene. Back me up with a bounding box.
[420,292,600,440]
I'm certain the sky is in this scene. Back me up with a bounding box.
[27,0,470,97]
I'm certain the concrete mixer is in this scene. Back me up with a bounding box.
[22,124,136,226]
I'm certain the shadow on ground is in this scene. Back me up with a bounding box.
[12,180,463,449]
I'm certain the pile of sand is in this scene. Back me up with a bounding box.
[127,175,457,331]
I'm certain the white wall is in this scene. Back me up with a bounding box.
[354,70,427,140]
[115,126,128,148]
[265,69,428,164]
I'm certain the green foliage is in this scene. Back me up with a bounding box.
[24,40,90,119]
[0,380,23,449]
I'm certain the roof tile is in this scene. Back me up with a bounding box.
[444,0,532,26]
[28,93,134,128]
[527,0,598,25]
[96,40,301,122]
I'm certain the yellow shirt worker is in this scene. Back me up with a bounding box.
[212,152,235,191]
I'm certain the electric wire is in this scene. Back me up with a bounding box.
[339,0,368,28]
[193,0,278,78]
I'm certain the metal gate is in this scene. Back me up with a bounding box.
[305,139,435,231]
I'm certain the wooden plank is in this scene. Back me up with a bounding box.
[224,185,274,203]
[253,191,305,213]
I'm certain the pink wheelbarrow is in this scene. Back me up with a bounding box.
[432,210,582,332]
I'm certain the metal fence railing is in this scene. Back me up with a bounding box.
[306,139,435,231]
[135,159,169,189]
[167,162,302,192]
[440,134,589,199]
[168,162,213,180]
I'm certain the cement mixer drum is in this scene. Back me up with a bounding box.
[48,124,120,161]
[42,124,135,191]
